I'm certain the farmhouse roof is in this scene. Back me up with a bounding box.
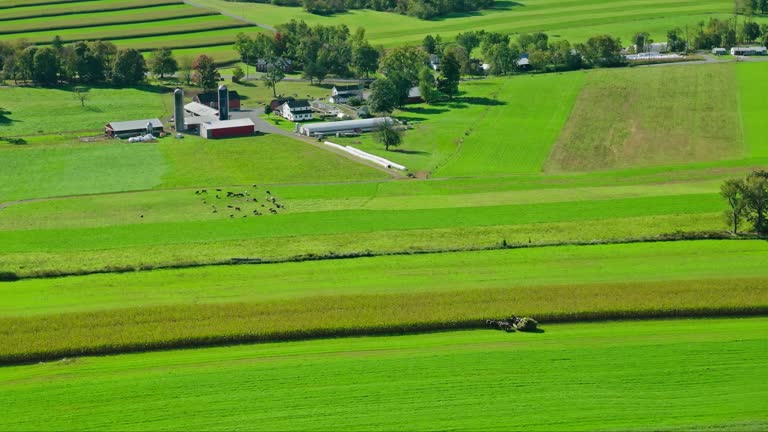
[106,118,163,132]
[285,99,311,109]
[333,85,362,92]
[196,90,241,104]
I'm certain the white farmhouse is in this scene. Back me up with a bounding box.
[277,99,314,122]
[329,85,364,104]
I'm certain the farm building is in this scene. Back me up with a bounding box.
[730,46,767,56]
[184,102,219,118]
[429,54,440,71]
[299,117,393,137]
[406,87,423,104]
[199,118,255,139]
[194,90,241,110]
[254,58,293,73]
[277,99,314,122]
[330,85,364,104]
[712,48,727,55]
[105,118,163,138]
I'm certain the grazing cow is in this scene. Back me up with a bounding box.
[216,188,222,192]
[252,184,258,188]
[266,190,271,195]
[201,189,207,194]
[235,207,241,211]
[195,190,200,195]
[227,192,234,198]
[216,195,221,199]
[229,214,234,218]
[212,209,218,213]
[227,205,233,209]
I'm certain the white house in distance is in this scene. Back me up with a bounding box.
[329,85,363,104]
[277,99,314,122]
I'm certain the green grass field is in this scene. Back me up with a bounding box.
[1,318,766,431]
[194,0,761,48]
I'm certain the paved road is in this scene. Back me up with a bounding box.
[183,0,276,31]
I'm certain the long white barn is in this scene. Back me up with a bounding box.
[299,117,393,137]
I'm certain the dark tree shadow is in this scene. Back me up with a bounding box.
[395,115,428,123]
[391,148,429,155]
[0,137,27,145]
[399,106,449,115]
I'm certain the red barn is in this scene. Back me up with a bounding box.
[200,118,255,139]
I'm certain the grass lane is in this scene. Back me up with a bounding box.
[0,318,765,431]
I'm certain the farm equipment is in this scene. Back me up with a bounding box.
[485,315,538,332]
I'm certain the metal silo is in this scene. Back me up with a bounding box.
[218,85,229,121]
[174,88,185,132]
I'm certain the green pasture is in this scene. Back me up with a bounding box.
[194,0,738,47]
[0,214,722,278]
[0,0,181,21]
[0,15,248,44]
[334,73,583,175]
[0,179,721,230]
[0,4,212,35]
[3,240,766,316]
[737,62,768,158]
[0,134,385,201]
[1,318,766,431]
[0,193,722,253]
[0,86,169,137]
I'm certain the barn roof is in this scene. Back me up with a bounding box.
[300,117,392,134]
[203,118,254,130]
[196,90,241,104]
[106,118,163,132]
[184,102,219,117]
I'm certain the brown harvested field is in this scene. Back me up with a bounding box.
[545,63,743,172]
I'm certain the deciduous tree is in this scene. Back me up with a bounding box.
[112,48,147,86]
[374,119,402,151]
[721,178,747,234]
[192,54,218,92]
[367,77,398,113]
[148,47,178,79]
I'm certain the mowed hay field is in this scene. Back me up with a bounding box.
[0,0,255,64]
[1,319,766,431]
[545,64,743,172]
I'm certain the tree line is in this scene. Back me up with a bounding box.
[721,171,768,235]
[690,18,768,50]
[0,38,224,92]
[231,0,493,19]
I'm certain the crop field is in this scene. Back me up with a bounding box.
[0,0,257,61]
[0,0,183,21]
[194,0,758,48]
[0,4,216,34]
[1,318,766,431]
[2,239,768,361]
